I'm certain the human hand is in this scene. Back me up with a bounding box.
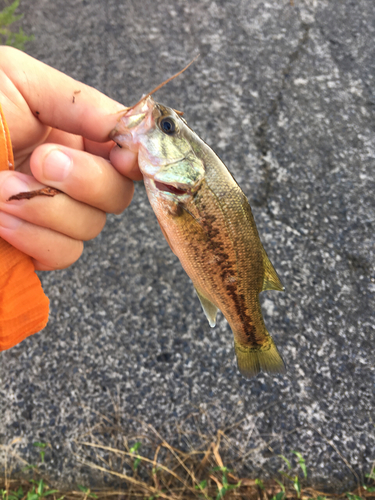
[0,46,141,271]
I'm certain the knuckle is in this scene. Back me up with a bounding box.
[111,184,134,215]
[82,211,106,240]
[59,240,84,269]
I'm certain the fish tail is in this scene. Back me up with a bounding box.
[234,337,285,378]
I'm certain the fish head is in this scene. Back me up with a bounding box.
[111,96,205,202]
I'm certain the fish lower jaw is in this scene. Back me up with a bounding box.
[145,176,192,197]
[154,180,190,196]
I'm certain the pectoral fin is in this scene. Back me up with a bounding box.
[195,288,218,327]
[156,216,177,255]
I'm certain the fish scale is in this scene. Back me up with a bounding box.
[111,96,286,378]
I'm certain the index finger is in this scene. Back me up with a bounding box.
[0,46,128,143]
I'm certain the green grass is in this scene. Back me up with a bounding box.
[1,430,374,500]
[0,0,34,50]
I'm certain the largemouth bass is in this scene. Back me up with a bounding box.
[111,96,285,378]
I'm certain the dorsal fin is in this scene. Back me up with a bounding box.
[261,250,284,292]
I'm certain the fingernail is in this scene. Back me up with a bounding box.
[0,211,22,229]
[43,149,72,182]
[0,176,29,201]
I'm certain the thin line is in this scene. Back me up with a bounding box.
[308,424,360,486]
[125,54,200,114]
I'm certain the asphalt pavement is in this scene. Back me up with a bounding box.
[0,0,374,492]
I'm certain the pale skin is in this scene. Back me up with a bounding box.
[0,46,142,271]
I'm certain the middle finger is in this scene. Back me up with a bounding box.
[30,143,136,214]
[0,171,107,241]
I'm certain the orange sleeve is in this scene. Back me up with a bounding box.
[0,102,50,351]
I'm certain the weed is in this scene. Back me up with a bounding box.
[272,493,285,500]
[292,450,307,479]
[129,441,142,471]
[278,451,309,498]
[27,479,58,499]
[278,454,291,470]
[1,486,23,500]
[33,443,48,465]
[195,478,209,499]
[211,466,241,500]
[346,495,363,500]
[364,472,375,493]
[1,422,375,499]
[0,0,34,50]
[255,477,265,490]
[77,485,98,498]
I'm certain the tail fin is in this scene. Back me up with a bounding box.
[234,338,285,378]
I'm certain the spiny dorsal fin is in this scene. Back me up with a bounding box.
[262,251,284,292]
[195,288,218,327]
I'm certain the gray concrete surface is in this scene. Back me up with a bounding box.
[0,0,374,493]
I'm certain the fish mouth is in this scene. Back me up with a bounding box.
[154,180,189,196]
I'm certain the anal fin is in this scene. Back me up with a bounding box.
[195,288,218,327]
[262,251,284,292]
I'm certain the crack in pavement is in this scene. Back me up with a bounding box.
[253,21,311,215]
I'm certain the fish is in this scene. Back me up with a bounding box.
[111,95,286,378]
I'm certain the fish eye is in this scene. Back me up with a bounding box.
[159,117,176,135]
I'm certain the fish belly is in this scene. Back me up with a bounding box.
[146,178,285,377]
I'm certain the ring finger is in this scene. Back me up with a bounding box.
[0,211,83,271]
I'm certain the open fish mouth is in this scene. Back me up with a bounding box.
[154,180,190,196]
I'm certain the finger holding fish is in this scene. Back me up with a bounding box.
[110,146,143,181]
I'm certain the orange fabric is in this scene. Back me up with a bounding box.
[0,103,49,351]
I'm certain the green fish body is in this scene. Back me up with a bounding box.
[111,97,285,378]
